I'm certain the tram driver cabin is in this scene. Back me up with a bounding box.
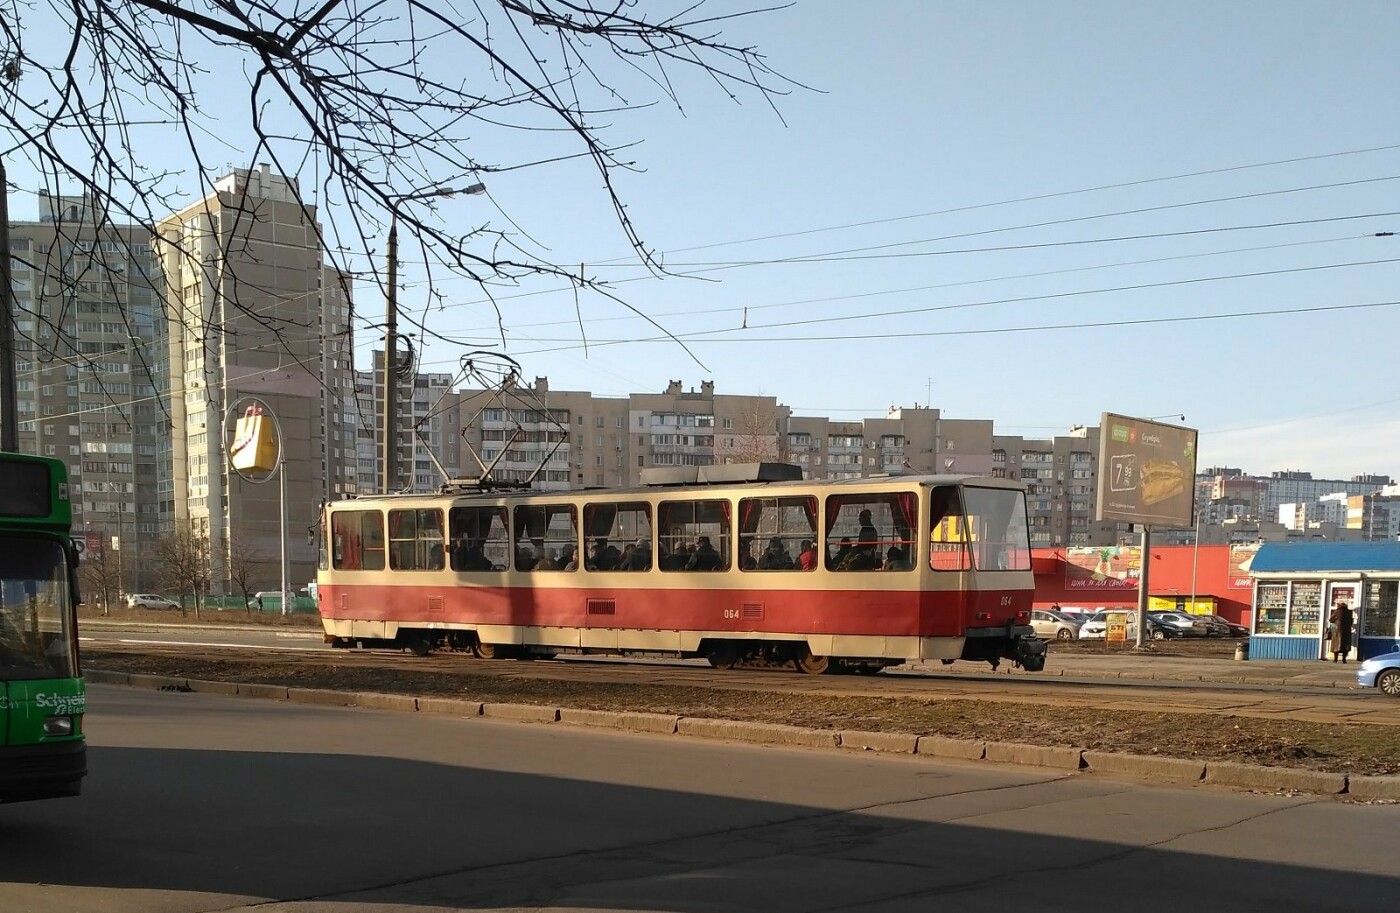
[316,464,1045,674]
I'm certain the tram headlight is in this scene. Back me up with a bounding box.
[43,715,74,737]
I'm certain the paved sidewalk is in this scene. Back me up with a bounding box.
[925,650,1363,688]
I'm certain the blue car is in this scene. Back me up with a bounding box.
[1356,651,1400,696]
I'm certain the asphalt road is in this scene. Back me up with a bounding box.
[80,622,1400,727]
[0,685,1396,912]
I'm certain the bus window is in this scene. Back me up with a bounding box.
[331,509,385,571]
[929,485,971,571]
[659,499,731,572]
[582,502,652,571]
[963,486,1031,571]
[388,508,445,571]
[514,505,578,571]
[825,493,917,572]
[0,537,76,679]
[449,505,508,571]
[737,496,817,572]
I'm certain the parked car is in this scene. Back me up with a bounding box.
[126,593,180,611]
[1202,614,1249,637]
[1078,611,1172,641]
[1356,651,1400,696]
[1030,610,1081,641]
[1150,611,1211,637]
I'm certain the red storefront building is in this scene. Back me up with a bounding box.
[1031,544,1256,626]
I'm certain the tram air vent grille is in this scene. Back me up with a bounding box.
[587,599,617,616]
[742,603,764,619]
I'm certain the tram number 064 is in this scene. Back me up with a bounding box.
[723,609,741,619]
[1000,596,1013,607]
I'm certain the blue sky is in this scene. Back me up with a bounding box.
[9,1,1400,480]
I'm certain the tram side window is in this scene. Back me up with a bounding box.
[824,493,917,572]
[928,486,971,571]
[513,505,579,571]
[659,499,731,572]
[449,505,509,571]
[737,496,817,572]
[962,486,1032,571]
[582,502,652,571]
[389,508,446,571]
[331,509,386,571]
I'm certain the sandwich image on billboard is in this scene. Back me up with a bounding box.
[1095,413,1198,528]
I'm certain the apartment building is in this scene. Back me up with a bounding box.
[354,352,461,493]
[630,380,790,486]
[155,165,355,593]
[9,191,168,591]
[1259,471,1391,520]
[991,427,1116,548]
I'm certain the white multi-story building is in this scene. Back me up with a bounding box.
[155,165,356,593]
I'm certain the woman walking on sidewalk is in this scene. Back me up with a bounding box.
[1329,601,1354,663]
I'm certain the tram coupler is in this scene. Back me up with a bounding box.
[1010,635,1047,672]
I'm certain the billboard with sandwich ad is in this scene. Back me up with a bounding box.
[1095,413,1198,527]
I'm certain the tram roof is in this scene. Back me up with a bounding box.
[329,473,1024,509]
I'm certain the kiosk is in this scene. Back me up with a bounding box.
[1248,542,1400,661]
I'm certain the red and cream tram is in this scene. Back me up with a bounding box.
[316,464,1046,673]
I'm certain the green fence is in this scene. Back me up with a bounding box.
[172,595,318,614]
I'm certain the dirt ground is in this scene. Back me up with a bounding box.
[82,624,1400,777]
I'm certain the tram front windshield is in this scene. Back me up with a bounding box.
[0,537,78,679]
[962,487,1032,572]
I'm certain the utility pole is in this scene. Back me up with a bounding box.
[379,183,484,493]
[382,216,398,493]
[0,159,18,452]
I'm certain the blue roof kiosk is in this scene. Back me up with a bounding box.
[1248,542,1400,661]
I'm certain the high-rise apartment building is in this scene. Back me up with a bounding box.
[9,191,168,591]
[354,352,461,493]
[155,165,355,593]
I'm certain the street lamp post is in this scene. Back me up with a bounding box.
[382,183,484,493]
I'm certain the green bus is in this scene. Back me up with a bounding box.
[0,452,86,803]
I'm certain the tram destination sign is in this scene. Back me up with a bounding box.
[1095,412,1198,528]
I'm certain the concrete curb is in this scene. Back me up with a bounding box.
[916,735,986,760]
[677,718,840,749]
[237,683,290,701]
[354,692,419,713]
[986,741,1085,771]
[482,703,559,723]
[1347,775,1400,800]
[91,673,1375,798]
[288,688,359,708]
[1082,751,1205,782]
[559,708,680,734]
[416,697,481,716]
[127,673,188,691]
[839,730,918,754]
[1204,761,1347,794]
[187,679,240,696]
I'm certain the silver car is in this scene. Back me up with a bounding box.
[1030,610,1082,641]
[126,593,181,610]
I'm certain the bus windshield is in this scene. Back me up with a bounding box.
[0,536,78,679]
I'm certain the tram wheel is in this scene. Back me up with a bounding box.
[706,641,740,669]
[793,651,832,675]
[473,640,499,660]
